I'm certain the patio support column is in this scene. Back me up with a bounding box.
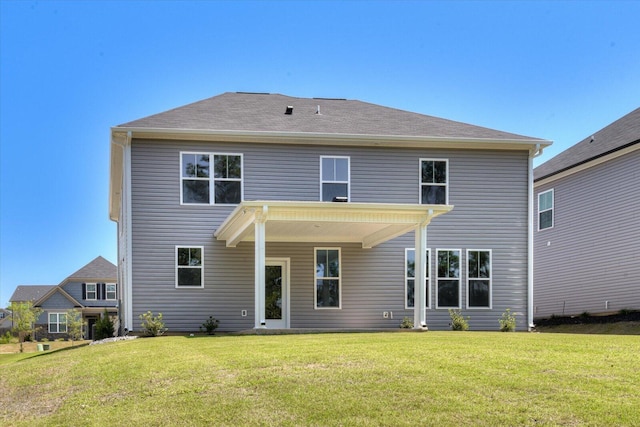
[413,222,428,329]
[254,206,268,328]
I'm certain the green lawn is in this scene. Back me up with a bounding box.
[1,332,639,426]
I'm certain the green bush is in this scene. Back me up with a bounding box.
[448,309,469,331]
[400,317,414,329]
[140,311,167,337]
[0,331,14,344]
[499,308,517,332]
[95,310,115,340]
[200,316,219,335]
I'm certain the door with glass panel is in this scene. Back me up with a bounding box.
[265,259,289,329]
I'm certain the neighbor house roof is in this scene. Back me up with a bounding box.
[65,256,117,282]
[10,285,56,303]
[534,107,640,182]
[117,92,546,143]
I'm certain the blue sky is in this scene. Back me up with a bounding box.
[1,1,639,308]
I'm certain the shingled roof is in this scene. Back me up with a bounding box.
[10,285,56,302]
[66,256,117,282]
[534,107,640,181]
[117,92,543,142]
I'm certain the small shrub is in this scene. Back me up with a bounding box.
[95,310,115,340]
[618,308,633,316]
[140,311,167,337]
[579,311,591,319]
[0,331,14,344]
[448,309,469,331]
[200,316,219,335]
[40,337,50,342]
[400,317,414,329]
[499,308,517,332]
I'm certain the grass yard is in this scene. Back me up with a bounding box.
[1,332,638,426]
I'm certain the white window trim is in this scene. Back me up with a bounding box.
[537,188,554,231]
[314,247,342,309]
[48,312,67,333]
[466,249,492,309]
[319,156,351,202]
[85,283,97,300]
[405,248,431,310]
[419,158,449,205]
[175,246,205,289]
[105,283,117,300]
[180,152,244,206]
[435,248,461,309]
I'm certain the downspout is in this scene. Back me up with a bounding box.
[528,144,544,330]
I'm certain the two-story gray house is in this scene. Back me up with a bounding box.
[533,107,639,318]
[109,92,550,332]
[9,256,118,340]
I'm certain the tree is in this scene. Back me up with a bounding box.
[94,309,115,341]
[66,309,85,344]
[9,301,43,353]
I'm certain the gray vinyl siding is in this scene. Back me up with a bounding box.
[130,139,531,331]
[534,149,640,318]
[61,282,118,308]
[37,292,74,324]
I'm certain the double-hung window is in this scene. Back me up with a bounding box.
[420,159,448,204]
[181,153,243,204]
[85,283,97,300]
[320,156,350,201]
[106,284,117,300]
[405,248,430,309]
[436,249,460,308]
[315,248,341,308]
[467,250,491,308]
[49,313,67,333]
[538,189,554,230]
[176,246,204,288]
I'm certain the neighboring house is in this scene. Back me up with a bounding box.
[109,92,551,332]
[9,256,119,340]
[533,108,640,318]
[0,308,11,334]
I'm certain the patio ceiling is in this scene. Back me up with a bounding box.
[214,201,453,248]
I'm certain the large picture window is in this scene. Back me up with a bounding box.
[420,159,448,204]
[538,189,554,230]
[49,312,67,333]
[405,248,430,309]
[436,249,460,308]
[181,152,242,205]
[320,156,350,202]
[176,246,204,288]
[315,248,341,308]
[467,250,491,308]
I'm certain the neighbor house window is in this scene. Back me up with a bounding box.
[106,284,117,300]
[538,189,554,230]
[49,313,67,333]
[467,250,491,308]
[315,248,341,308]
[320,156,350,201]
[436,249,460,308]
[405,248,430,309]
[420,159,448,204]
[181,153,242,204]
[176,246,204,288]
[85,283,97,300]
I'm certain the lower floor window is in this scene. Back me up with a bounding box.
[467,250,491,308]
[405,248,430,309]
[176,246,204,288]
[49,313,67,333]
[437,249,461,308]
[315,248,341,308]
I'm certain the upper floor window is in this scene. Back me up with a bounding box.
[181,153,242,205]
[106,284,117,300]
[320,156,350,202]
[420,159,448,204]
[436,249,460,308]
[83,283,117,301]
[315,248,341,308]
[49,312,67,333]
[176,246,204,288]
[405,248,430,309]
[85,283,97,300]
[467,250,491,308]
[538,189,554,230]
